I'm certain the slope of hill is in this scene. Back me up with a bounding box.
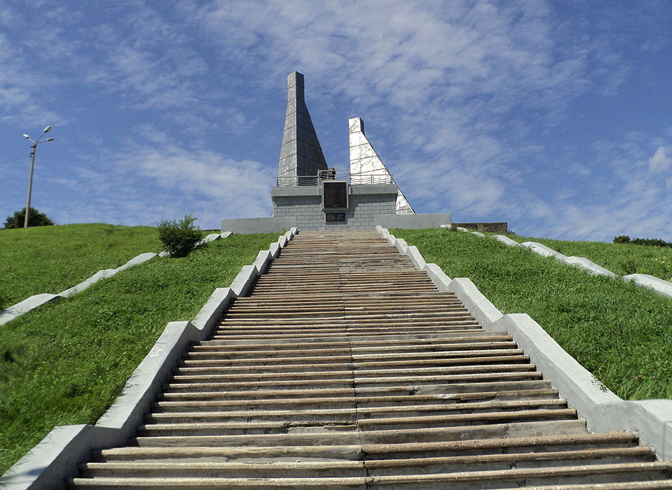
[394,228,672,402]
[0,224,162,308]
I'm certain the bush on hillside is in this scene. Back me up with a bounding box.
[156,215,202,258]
[631,238,672,247]
[3,207,55,229]
[613,234,672,247]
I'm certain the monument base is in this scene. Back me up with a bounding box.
[221,184,451,233]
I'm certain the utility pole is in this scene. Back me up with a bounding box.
[22,126,54,228]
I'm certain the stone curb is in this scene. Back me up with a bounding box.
[0,294,60,327]
[2,228,297,490]
[623,273,672,299]
[375,226,672,462]
[522,241,567,259]
[494,234,520,247]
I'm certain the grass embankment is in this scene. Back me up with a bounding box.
[502,233,672,281]
[0,224,163,307]
[393,229,672,402]
[0,233,277,475]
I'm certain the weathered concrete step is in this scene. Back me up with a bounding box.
[249,288,439,296]
[222,310,470,320]
[183,342,519,361]
[255,273,430,282]
[169,364,539,384]
[213,323,482,334]
[92,432,639,462]
[146,399,568,423]
[215,322,481,332]
[175,355,531,374]
[78,446,657,478]
[218,316,476,327]
[233,292,457,303]
[229,300,463,310]
[209,327,486,341]
[70,462,672,489]
[192,337,515,354]
[194,333,511,350]
[137,409,579,436]
[180,348,521,367]
[251,281,434,290]
[206,330,496,345]
[159,380,556,401]
[164,371,544,393]
[153,388,560,412]
[131,419,588,447]
[252,280,435,287]
[223,307,462,317]
[252,280,433,289]
[255,278,432,291]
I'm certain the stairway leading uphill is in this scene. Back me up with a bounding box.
[69,230,672,489]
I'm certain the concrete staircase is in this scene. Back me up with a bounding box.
[69,230,672,489]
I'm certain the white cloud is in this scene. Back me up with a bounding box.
[65,132,276,228]
[649,146,672,174]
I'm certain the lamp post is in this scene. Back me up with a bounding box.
[22,126,54,228]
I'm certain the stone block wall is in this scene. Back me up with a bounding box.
[271,185,398,231]
[272,192,397,230]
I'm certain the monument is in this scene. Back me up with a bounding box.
[221,72,451,232]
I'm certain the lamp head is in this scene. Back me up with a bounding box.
[43,126,52,133]
[23,134,30,139]
[46,138,54,142]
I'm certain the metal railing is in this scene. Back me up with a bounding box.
[277,169,394,187]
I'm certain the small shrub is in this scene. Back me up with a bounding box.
[3,207,55,229]
[614,235,672,248]
[156,215,202,258]
[630,238,672,248]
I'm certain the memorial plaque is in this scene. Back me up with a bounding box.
[326,212,346,223]
[323,181,348,209]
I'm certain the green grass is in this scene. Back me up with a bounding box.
[0,233,277,475]
[501,233,672,281]
[393,228,672,402]
[0,224,163,307]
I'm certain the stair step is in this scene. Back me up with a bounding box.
[69,462,672,489]
[131,420,589,447]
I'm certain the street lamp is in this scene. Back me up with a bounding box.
[22,126,54,228]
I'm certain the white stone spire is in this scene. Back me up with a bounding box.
[349,117,415,214]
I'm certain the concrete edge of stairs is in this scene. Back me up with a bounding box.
[375,225,672,464]
[1,228,299,490]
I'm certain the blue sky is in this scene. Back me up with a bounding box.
[1,1,671,241]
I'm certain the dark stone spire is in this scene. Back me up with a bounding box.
[277,72,328,186]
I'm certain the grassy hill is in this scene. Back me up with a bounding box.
[393,228,672,402]
[0,225,278,475]
[0,224,163,308]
